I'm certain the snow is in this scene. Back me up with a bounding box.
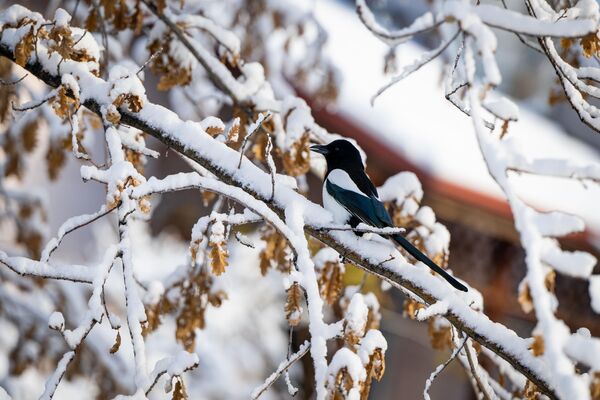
[357,329,387,364]
[316,0,600,235]
[483,97,519,121]
[313,247,339,267]
[53,8,71,27]
[377,172,423,204]
[416,300,449,321]
[327,347,365,399]
[48,312,65,331]
[344,293,368,338]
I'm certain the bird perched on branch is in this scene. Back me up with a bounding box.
[311,139,468,292]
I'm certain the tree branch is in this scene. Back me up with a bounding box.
[0,31,558,400]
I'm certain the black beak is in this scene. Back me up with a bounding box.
[310,144,328,155]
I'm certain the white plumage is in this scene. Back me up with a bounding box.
[323,169,363,223]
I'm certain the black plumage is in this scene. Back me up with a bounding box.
[311,139,468,292]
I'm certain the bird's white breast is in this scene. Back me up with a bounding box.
[323,169,362,224]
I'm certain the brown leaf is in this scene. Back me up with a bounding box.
[523,380,539,400]
[46,138,69,180]
[581,32,600,58]
[285,282,303,326]
[531,334,544,357]
[206,125,224,137]
[259,227,292,275]
[318,260,344,305]
[428,318,452,351]
[361,347,386,400]
[282,132,310,176]
[226,118,240,144]
[14,25,35,67]
[545,269,556,293]
[21,119,39,152]
[402,298,425,320]
[114,93,144,113]
[518,281,534,314]
[51,85,78,120]
[85,7,99,31]
[172,377,188,400]
[110,331,121,354]
[48,25,74,59]
[209,242,228,276]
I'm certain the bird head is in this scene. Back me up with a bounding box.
[310,139,364,171]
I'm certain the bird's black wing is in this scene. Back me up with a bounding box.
[351,168,379,199]
[326,180,468,292]
[325,180,391,228]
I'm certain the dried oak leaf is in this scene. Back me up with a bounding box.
[428,318,452,351]
[226,118,240,144]
[518,281,534,314]
[251,132,268,163]
[259,227,292,275]
[318,260,344,305]
[531,334,544,357]
[523,380,539,400]
[48,25,74,59]
[51,85,79,120]
[581,32,600,58]
[113,93,144,113]
[14,25,35,67]
[283,132,310,176]
[173,377,188,400]
[46,137,70,180]
[85,7,99,31]
[21,119,40,152]
[545,269,556,293]
[285,282,304,326]
[361,347,386,400]
[209,242,228,276]
[402,298,425,320]
[332,367,356,400]
[109,331,121,354]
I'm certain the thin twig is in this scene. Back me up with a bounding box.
[237,111,272,168]
[251,340,310,400]
[41,202,120,262]
[372,29,460,104]
[12,90,56,112]
[137,46,164,76]
[0,74,27,85]
[265,132,276,201]
[316,224,405,236]
[423,336,468,400]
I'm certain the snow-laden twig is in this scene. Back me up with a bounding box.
[423,336,468,400]
[251,340,310,400]
[372,29,460,104]
[0,251,94,283]
[316,224,405,235]
[41,203,118,261]
[144,352,199,395]
[238,111,272,168]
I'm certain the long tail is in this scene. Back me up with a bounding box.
[392,234,468,292]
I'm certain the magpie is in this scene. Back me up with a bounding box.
[311,139,468,292]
